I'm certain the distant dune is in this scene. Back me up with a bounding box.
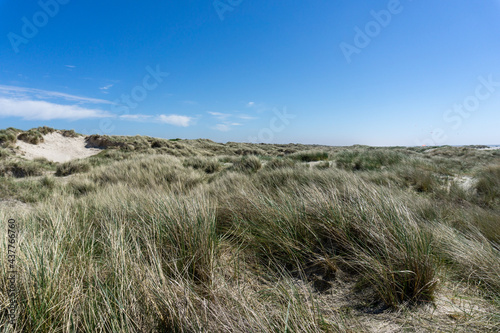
[16,132,101,163]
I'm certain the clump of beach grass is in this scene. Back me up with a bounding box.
[17,129,45,145]
[183,156,223,174]
[231,155,262,173]
[55,159,92,177]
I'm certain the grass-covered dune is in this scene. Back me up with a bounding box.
[1,128,499,332]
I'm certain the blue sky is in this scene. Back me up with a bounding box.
[1,0,500,146]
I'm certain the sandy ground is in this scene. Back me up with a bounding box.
[16,132,102,163]
[0,198,32,211]
[454,175,477,191]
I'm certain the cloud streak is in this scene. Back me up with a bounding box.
[238,114,257,120]
[207,110,257,131]
[0,97,112,120]
[119,114,194,127]
[213,122,242,132]
[119,114,153,121]
[207,111,231,119]
[99,84,114,94]
[0,85,114,105]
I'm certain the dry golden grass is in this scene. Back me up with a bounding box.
[0,130,499,332]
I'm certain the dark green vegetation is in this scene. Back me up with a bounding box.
[0,129,499,332]
[17,129,45,144]
[292,151,329,162]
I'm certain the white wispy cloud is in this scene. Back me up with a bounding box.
[207,111,231,119]
[246,102,255,107]
[214,124,230,132]
[207,109,255,131]
[65,65,76,68]
[0,98,112,120]
[0,85,114,105]
[213,122,242,132]
[238,114,257,120]
[157,114,193,127]
[99,84,114,94]
[119,114,153,120]
[119,113,194,126]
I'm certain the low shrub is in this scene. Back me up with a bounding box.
[55,160,91,177]
[36,126,56,135]
[85,134,127,149]
[291,151,329,162]
[18,129,44,145]
[60,129,79,138]
[0,128,22,147]
[151,140,168,148]
[0,160,45,178]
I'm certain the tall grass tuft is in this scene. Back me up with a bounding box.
[0,128,22,147]
[264,157,297,170]
[0,160,50,178]
[231,155,262,173]
[36,126,56,135]
[60,129,79,138]
[55,160,91,177]
[17,129,44,145]
[475,164,500,207]
[183,156,222,174]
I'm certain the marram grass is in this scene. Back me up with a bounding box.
[0,141,499,332]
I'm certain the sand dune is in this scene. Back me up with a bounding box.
[16,132,101,163]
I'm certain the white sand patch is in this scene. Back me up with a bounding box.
[16,132,102,163]
[454,175,477,192]
[478,147,500,150]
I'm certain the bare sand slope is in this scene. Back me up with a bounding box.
[16,132,101,163]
